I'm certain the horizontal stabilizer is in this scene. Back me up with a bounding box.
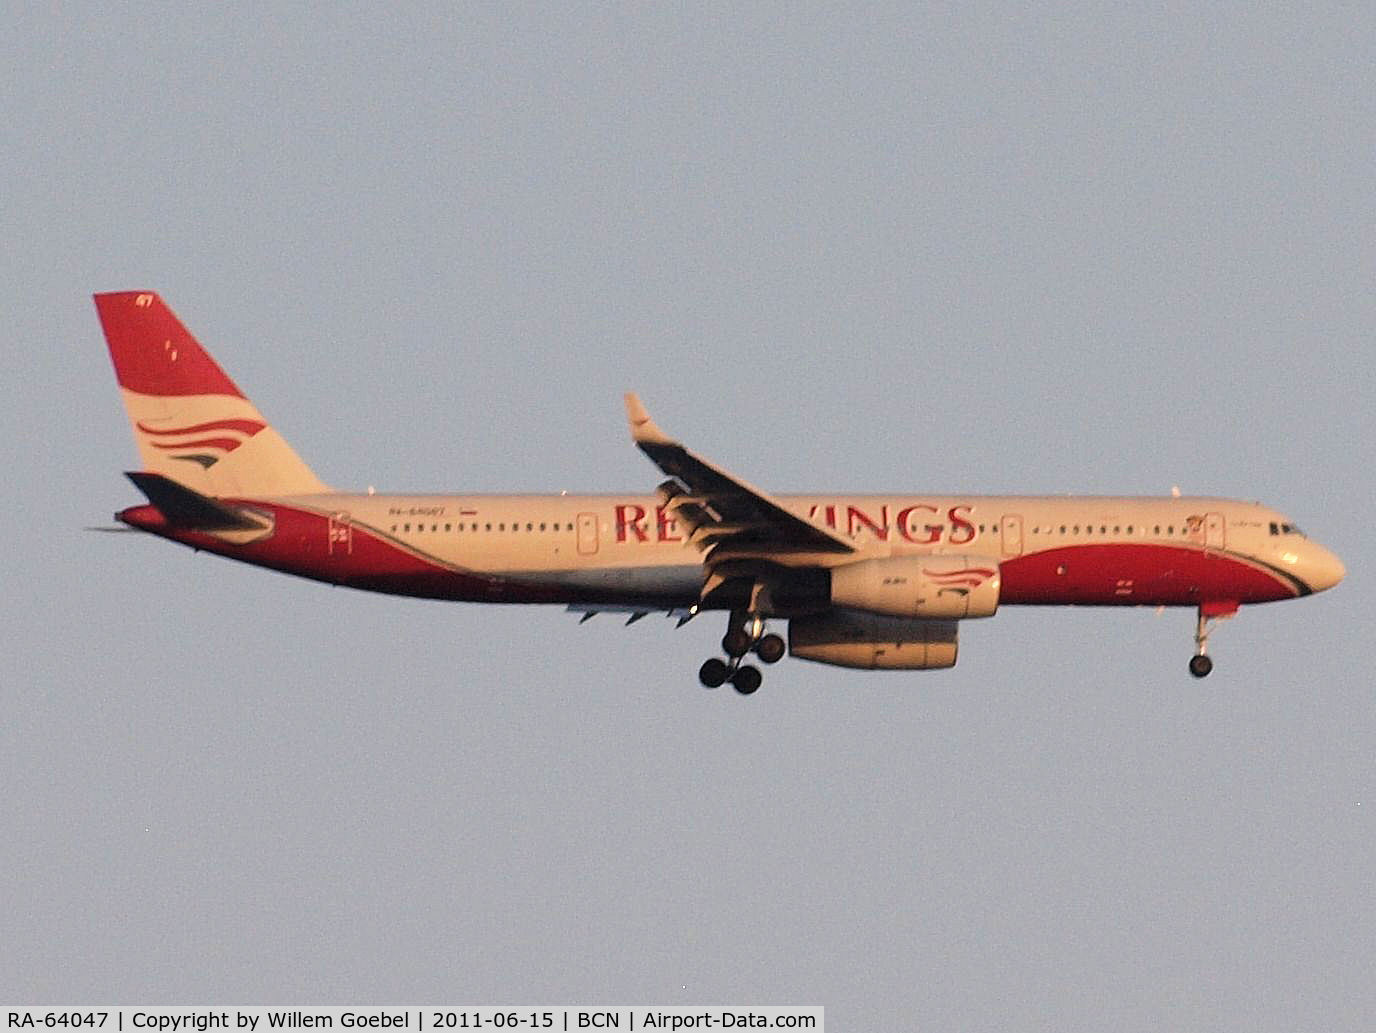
[125,472,267,531]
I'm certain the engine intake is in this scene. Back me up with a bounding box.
[829,555,1000,619]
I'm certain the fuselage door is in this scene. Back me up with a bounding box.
[1000,514,1024,557]
[576,512,599,556]
[327,511,353,556]
[1205,511,1226,550]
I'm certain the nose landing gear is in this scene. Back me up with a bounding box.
[699,610,786,694]
[1190,601,1238,678]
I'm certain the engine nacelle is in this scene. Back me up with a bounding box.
[789,612,959,670]
[829,555,1001,619]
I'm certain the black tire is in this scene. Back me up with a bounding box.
[1189,654,1213,678]
[756,633,786,664]
[732,664,763,695]
[722,629,752,658]
[699,658,729,688]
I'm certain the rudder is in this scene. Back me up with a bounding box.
[95,291,329,497]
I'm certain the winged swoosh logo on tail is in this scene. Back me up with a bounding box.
[135,418,267,469]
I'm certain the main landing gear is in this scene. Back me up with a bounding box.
[698,611,785,695]
[1190,602,1237,678]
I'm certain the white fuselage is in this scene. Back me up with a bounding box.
[249,492,1341,605]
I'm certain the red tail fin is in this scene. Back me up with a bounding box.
[95,291,328,496]
[95,292,244,398]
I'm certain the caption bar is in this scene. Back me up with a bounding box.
[2,1009,822,1033]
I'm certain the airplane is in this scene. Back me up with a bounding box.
[94,290,1346,694]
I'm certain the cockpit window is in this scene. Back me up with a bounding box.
[1272,521,1305,537]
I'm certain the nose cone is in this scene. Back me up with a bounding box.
[1306,543,1346,593]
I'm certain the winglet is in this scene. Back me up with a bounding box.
[624,392,673,446]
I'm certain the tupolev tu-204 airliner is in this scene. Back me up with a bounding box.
[95,291,1345,695]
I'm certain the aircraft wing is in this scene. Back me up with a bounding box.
[624,394,855,556]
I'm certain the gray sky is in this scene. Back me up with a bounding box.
[3,3,1373,1028]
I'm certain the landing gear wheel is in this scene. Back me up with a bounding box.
[1190,605,1235,680]
[756,633,786,664]
[732,664,763,695]
[722,629,752,658]
[699,658,729,688]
